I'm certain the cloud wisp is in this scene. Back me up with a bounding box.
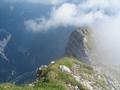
[24,0,120,32]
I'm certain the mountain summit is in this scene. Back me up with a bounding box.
[65,26,92,64]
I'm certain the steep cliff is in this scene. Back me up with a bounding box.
[64,26,120,89]
[65,26,93,64]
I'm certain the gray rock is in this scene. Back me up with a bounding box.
[59,65,71,73]
[38,65,48,70]
[65,26,91,64]
[50,61,55,64]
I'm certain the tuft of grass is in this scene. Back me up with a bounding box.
[78,62,94,75]
[78,83,89,90]
[35,82,67,90]
[95,78,108,90]
[49,57,80,69]
[0,83,19,90]
[37,57,79,87]
[57,71,78,86]
[0,82,67,90]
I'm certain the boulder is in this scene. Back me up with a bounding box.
[59,65,71,73]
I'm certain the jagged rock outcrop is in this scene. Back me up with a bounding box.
[64,26,120,90]
[65,26,92,64]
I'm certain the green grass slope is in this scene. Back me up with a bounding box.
[0,57,109,90]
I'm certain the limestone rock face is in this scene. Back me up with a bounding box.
[64,26,120,90]
[65,26,91,63]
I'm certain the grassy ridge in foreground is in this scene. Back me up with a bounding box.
[0,57,104,90]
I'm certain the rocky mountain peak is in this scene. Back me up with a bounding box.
[65,26,92,64]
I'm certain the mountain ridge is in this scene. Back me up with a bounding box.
[0,26,120,90]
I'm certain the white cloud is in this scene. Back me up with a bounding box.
[24,18,48,32]
[24,0,120,32]
[24,2,110,32]
[90,14,120,65]
[5,0,68,5]
[86,0,120,8]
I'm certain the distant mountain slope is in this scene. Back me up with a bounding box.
[0,30,11,61]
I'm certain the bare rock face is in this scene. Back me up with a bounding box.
[64,26,120,90]
[65,26,91,64]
